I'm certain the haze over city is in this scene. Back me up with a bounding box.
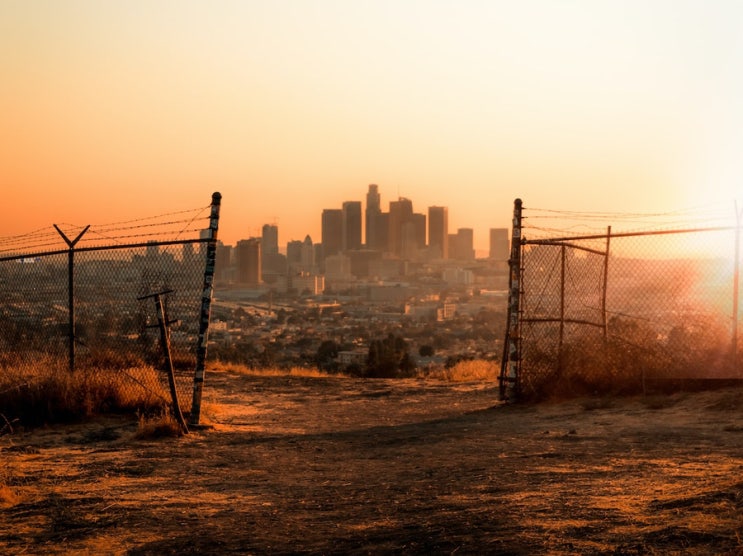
[2,1,742,249]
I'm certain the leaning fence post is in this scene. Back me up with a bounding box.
[732,204,741,376]
[138,290,189,434]
[500,198,523,402]
[189,192,222,425]
[53,224,90,372]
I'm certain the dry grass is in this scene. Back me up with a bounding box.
[0,359,167,430]
[135,409,184,440]
[209,360,501,383]
[424,359,499,382]
[208,361,343,378]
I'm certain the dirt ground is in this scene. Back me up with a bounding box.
[2,369,743,555]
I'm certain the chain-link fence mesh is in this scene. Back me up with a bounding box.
[0,198,219,417]
[512,203,742,399]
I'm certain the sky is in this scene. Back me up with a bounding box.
[2,0,742,251]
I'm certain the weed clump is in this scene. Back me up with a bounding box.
[0,360,167,430]
[135,409,184,439]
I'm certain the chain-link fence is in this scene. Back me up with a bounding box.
[0,193,221,422]
[501,201,743,400]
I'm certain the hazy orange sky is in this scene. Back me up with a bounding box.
[2,1,742,250]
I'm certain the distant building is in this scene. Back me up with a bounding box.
[342,201,362,251]
[301,235,315,271]
[489,228,509,260]
[365,184,383,250]
[215,241,232,283]
[291,272,324,295]
[388,197,413,257]
[288,236,316,274]
[428,206,448,259]
[261,224,279,256]
[321,209,343,259]
[235,238,261,285]
[449,228,475,261]
[411,212,426,254]
[443,267,474,285]
[286,239,303,267]
[324,253,353,281]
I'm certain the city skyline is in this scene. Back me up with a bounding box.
[2,2,741,249]
[230,184,504,259]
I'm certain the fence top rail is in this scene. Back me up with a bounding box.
[522,225,737,245]
[0,237,210,264]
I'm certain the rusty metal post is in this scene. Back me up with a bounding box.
[189,192,222,425]
[500,199,523,402]
[54,224,90,372]
[733,204,741,375]
[602,226,612,379]
[557,244,566,376]
[139,289,188,434]
[602,226,611,341]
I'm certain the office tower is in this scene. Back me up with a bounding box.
[365,184,382,249]
[342,201,362,251]
[489,228,510,260]
[451,228,475,261]
[428,206,449,259]
[388,197,413,257]
[286,240,303,267]
[235,238,261,285]
[261,224,279,255]
[301,235,315,270]
[412,212,426,252]
[321,209,343,258]
[215,241,232,282]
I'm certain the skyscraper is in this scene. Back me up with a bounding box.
[428,206,448,259]
[365,184,382,250]
[321,208,343,259]
[235,238,261,285]
[286,239,303,267]
[489,228,509,261]
[301,234,315,270]
[388,197,413,257]
[458,228,475,261]
[261,224,279,255]
[342,201,362,251]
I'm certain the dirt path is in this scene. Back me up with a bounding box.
[2,370,743,554]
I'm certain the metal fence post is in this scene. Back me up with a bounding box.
[733,204,741,375]
[189,192,222,425]
[53,224,90,372]
[500,199,523,401]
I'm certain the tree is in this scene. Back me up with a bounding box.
[366,333,412,378]
[316,339,339,371]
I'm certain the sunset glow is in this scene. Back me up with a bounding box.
[1,1,742,249]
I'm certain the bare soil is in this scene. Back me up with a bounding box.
[2,369,743,555]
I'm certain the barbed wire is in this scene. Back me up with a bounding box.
[0,204,211,256]
[523,201,740,238]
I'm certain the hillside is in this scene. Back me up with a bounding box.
[2,369,742,554]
